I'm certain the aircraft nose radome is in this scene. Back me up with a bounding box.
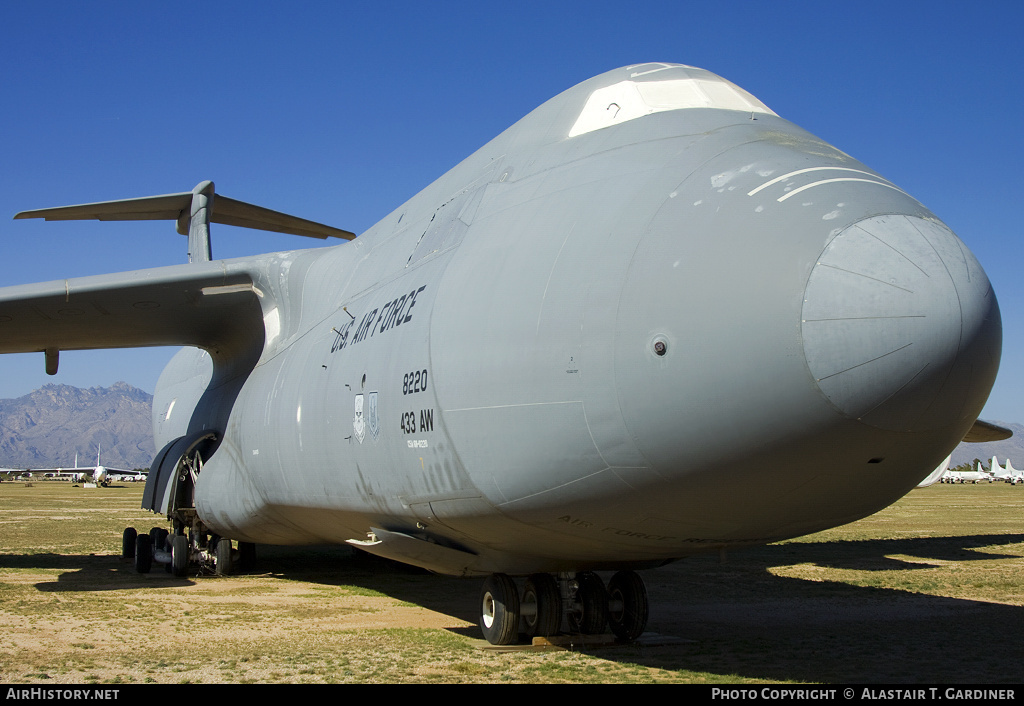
[801,215,1000,432]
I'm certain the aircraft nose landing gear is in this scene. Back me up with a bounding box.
[567,571,608,635]
[606,570,649,641]
[478,570,649,646]
[480,574,520,645]
[521,573,561,639]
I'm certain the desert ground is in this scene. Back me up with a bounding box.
[1,480,1022,684]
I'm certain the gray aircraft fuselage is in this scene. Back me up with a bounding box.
[5,64,1002,577]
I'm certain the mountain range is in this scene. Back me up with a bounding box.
[0,382,155,470]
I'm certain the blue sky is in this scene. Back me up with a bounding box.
[1,1,1021,422]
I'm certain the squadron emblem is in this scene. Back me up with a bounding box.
[353,394,365,443]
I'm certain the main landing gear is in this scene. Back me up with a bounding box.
[121,524,255,578]
[127,431,255,578]
[479,570,649,645]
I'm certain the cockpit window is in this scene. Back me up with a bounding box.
[569,75,775,138]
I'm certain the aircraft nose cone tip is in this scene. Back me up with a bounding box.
[801,215,1000,432]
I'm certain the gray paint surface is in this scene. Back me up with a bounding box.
[0,64,1001,576]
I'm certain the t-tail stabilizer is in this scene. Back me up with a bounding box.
[14,181,355,263]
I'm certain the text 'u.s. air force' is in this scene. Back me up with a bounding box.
[331,285,427,353]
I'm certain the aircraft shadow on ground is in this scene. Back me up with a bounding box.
[0,552,196,590]
[638,534,1024,683]
[761,533,1024,571]
[13,533,1024,682]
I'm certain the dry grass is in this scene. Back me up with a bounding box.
[1,481,1022,683]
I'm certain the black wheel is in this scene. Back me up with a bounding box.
[216,537,234,576]
[480,573,520,645]
[568,571,608,634]
[522,573,562,638]
[150,527,168,552]
[171,534,189,577]
[134,533,152,573]
[607,570,649,641]
[122,527,137,559]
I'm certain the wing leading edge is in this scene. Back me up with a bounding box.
[962,418,1013,443]
[0,261,266,376]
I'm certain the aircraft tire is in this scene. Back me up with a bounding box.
[150,527,169,552]
[607,570,649,642]
[134,534,152,573]
[122,527,137,559]
[480,573,520,645]
[568,571,608,634]
[216,537,233,576]
[522,573,561,638]
[171,534,189,577]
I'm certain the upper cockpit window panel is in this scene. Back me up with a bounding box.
[568,76,776,138]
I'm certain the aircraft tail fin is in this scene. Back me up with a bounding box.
[14,181,355,263]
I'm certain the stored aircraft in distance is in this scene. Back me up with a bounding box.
[42,467,146,485]
[979,457,1022,484]
[3,467,142,484]
[992,458,1024,484]
[1,63,1007,644]
[941,463,992,484]
[42,450,146,485]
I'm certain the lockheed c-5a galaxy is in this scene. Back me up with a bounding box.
[2,63,1005,645]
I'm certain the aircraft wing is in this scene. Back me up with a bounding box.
[32,467,90,478]
[962,419,1013,443]
[0,261,265,368]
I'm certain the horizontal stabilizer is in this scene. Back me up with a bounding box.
[14,183,355,240]
[204,195,355,240]
[962,419,1013,443]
